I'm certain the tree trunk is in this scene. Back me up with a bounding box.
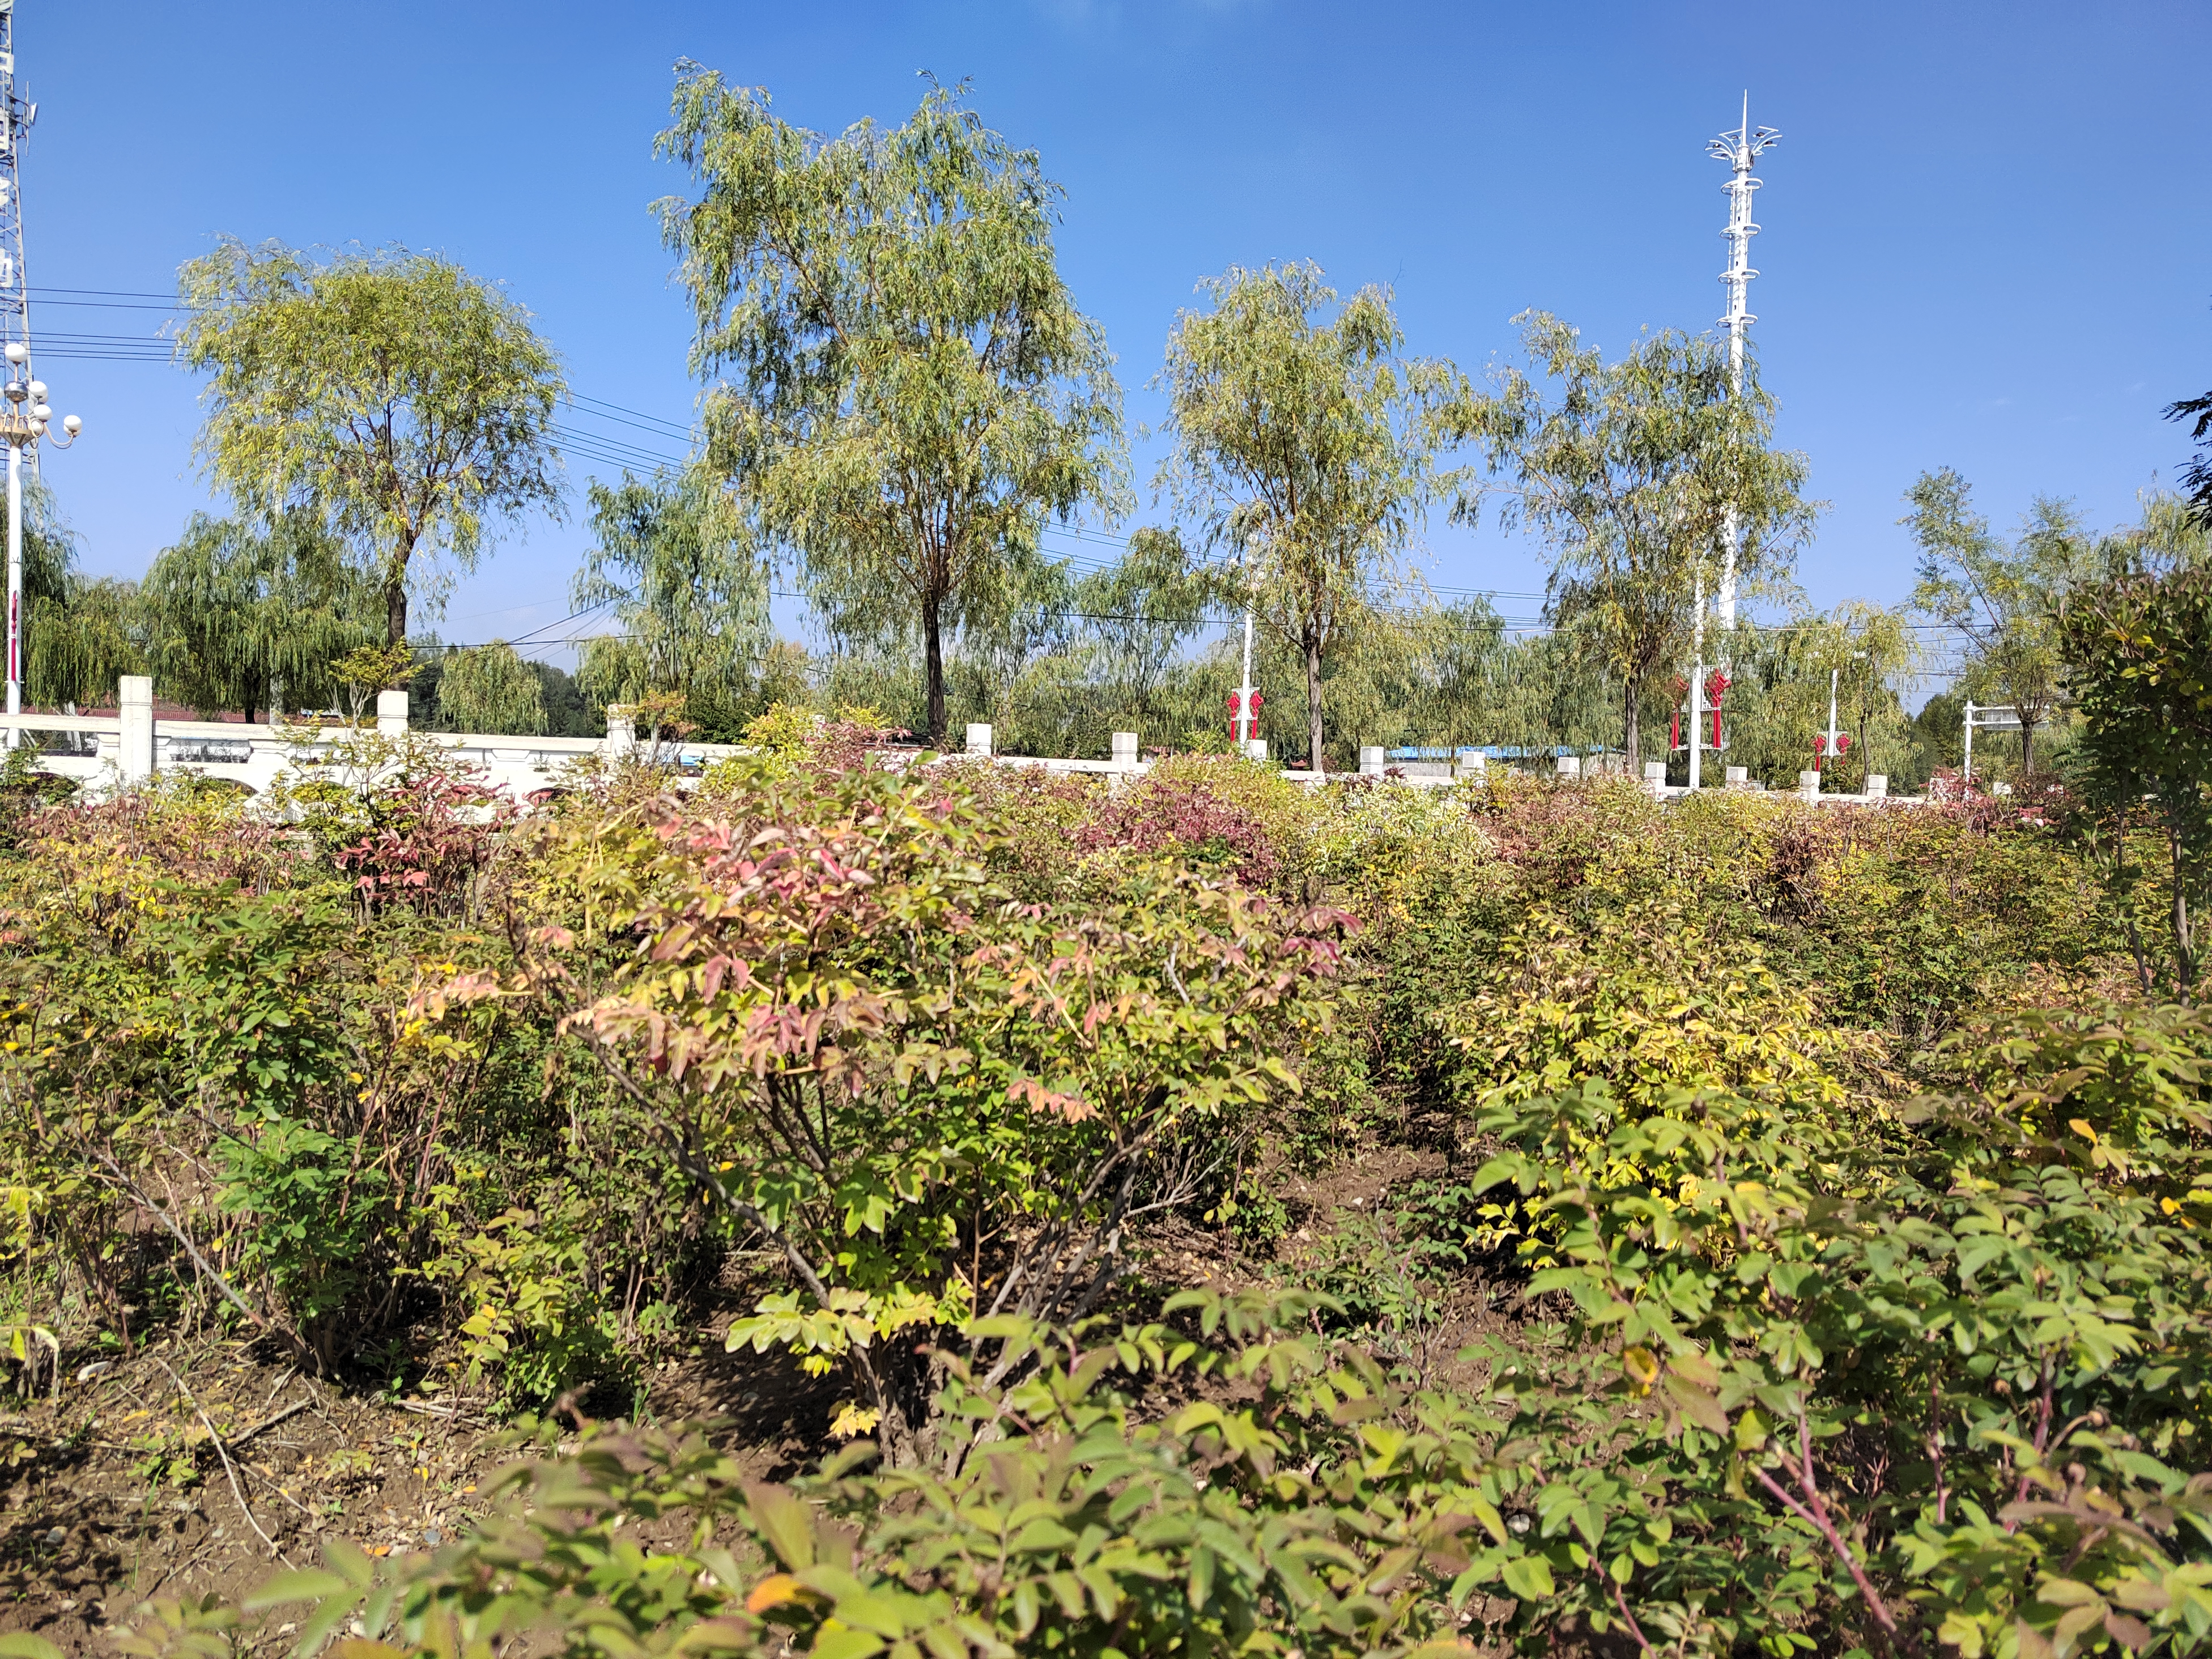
[1305,628,1325,776]
[923,586,946,747]
[385,581,409,648]
[1624,679,1641,772]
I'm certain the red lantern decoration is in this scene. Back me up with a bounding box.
[1226,689,1264,737]
[1703,669,1730,748]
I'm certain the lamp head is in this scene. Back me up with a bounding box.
[61,415,80,437]
[25,380,45,401]
[30,404,52,423]
[3,343,23,365]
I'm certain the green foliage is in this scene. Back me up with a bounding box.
[18,481,146,709]
[1455,311,1817,770]
[148,885,346,1118]
[1465,1002,2212,1657]
[142,509,380,720]
[573,470,776,739]
[415,1189,628,1409]
[435,640,547,735]
[1715,601,1924,790]
[176,238,565,645]
[1439,903,1856,1121]
[1906,470,2117,775]
[2061,564,2212,993]
[145,1292,1566,1659]
[5,671,2199,1659]
[2173,387,2212,530]
[657,70,1128,742]
[1154,261,1463,769]
[215,1116,392,1339]
[415,760,1349,1447]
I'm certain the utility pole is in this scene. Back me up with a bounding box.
[0,2,78,744]
[1231,534,1259,755]
[1687,572,1703,792]
[1708,95,1779,637]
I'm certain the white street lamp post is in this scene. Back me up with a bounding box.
[2,338,80,746]
[1235,535,1258,754]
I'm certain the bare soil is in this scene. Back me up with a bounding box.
[1,1137,1523,1654]
[0,1333,828,1653]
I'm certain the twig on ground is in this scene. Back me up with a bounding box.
[152,1356,292,1568]
[229,1396,314,1448]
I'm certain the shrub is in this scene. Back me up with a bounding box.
[414,763,1352,1455]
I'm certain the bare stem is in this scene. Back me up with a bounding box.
[155,1356,291,1567]
[1752,1415,1903,1642]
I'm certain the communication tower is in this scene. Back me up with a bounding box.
[0,1,76,738]
[1707,95,1779,632]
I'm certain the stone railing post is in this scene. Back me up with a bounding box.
[1111,731,1139,769]
[118,675,155,788]
[376,688,410,738]
[1556,754,1581,779]
[1642,760,1666,799]
[1725,765,1749,790]
[1456,750,1487,782]
[1243,738,1268,762]
[1798,768,1822,803]
[1865,773,1888,800]
[1358,745,1385,776]
[604,708,636,762]
[965,722,994,758]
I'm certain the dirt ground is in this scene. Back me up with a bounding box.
[0,1332,829,1653]
[0,1139,1513,1655]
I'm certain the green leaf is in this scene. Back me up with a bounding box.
[244,1570,354,1610]
[745,1481,818,1569]
[1500,1555,1556,1601]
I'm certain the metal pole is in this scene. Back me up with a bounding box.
[1825,665,1840,772]
[1962,699,1974,788]
[1709,97,1778,637]
[5,437,18,747]
[1236,535,1257,748]
[1238,608,1254,746]
[1687,571,1703,792]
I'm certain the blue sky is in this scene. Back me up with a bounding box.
[20,0,2212,666]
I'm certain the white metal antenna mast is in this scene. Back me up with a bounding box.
[1707,93,1778,633]
[0,0,30,736]
[0,1,76,742]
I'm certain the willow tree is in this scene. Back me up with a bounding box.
[655,69,1126,742]
[572,469,773,738]
[17,482,143,708]
[142,511,380,721]
[437,641,547,735]
[1155,262,1456,772]
[1904,472,2109,775]
[1455,312,1814,770]
[176,240,565,645]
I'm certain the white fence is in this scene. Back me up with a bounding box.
[0,677,742,802]
[0,680,1920,808]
